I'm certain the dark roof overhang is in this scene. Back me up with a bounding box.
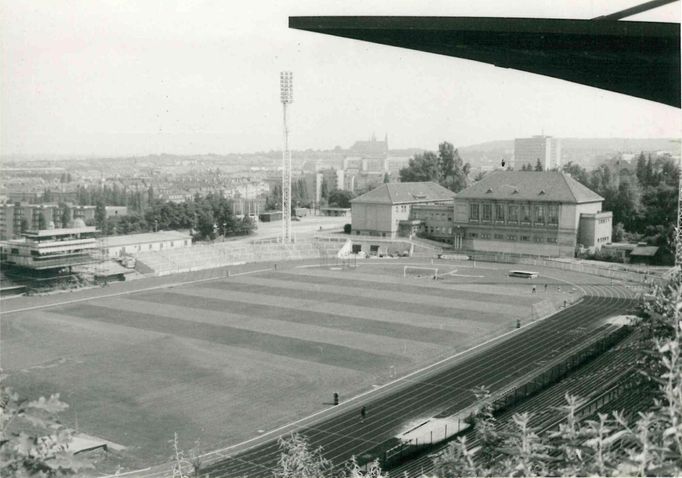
[289,16,680,107]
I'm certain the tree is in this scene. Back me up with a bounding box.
[400,142,470,192]
[293,178,311,208]
[328,190,354,209]
[195,210,216,240]
[534,159,544,171]
[561,161,589,186]
[612,222,626,242]
[0,382,93,476]
[320,178,330,201]
[383,173,390,183]
[439,142,470,192]
[169,433,202,478]
[94,201,106,232]
[644,155,657,187]
[20,218,29,234]
[60,203,71,228]
[610,175,642,231]
[223,216,255,237]
[635,152,648,187]
[274,434,331,478]
[399,151,440,183]
[266,183,282,211]
[38,213,47,230]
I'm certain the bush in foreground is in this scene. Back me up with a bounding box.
[0,382,93,477]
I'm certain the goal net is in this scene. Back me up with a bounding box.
[403,266,438,279]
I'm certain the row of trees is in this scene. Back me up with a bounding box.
[399,142,471,193]
[265,178,317,212]
[562,153,679,261]
[518,159,545,171]
[264,178,356,213]
[93,193,254,240]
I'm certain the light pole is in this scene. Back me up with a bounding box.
[280,71,293,243]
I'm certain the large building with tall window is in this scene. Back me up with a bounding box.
[451,171,611,257]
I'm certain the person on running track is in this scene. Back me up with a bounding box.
[360,406,367,423]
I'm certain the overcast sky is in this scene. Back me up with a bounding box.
[1,1,680,157]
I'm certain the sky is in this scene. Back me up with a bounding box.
[1,0,680,157]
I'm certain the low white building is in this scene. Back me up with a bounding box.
[102,231,192,258]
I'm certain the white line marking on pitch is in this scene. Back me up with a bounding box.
[2,267,272,315]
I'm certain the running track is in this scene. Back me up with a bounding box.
[192,283,635,477]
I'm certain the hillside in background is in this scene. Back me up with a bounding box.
[3,138,678,173]
[457,137,679,170]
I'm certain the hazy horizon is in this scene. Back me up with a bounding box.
[2,1,680,157]
[1,136,681,162]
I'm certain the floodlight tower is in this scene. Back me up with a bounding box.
[280,71,293,243]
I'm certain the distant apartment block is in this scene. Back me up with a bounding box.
[0,202,114,240]
[514,135,562,170]
[300,172,323,211]
[320,168,345,191]
[0,203,60,240]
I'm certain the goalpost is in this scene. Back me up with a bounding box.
[403,266,439,279]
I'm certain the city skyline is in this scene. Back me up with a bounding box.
[1,0,680,157]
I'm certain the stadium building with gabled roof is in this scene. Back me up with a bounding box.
[452,171,612,257]
[351,182,455,238]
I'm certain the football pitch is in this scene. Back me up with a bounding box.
[1,260,572,470]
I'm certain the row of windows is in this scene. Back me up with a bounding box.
[597,236,610,243]
[425,226,453,234]
[469,233,558,244]
[355,231,388,237]
[470,203,559,225]
[413,211,453,221]
[105,240,190,254]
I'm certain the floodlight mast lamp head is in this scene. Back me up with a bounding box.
[280,71,293,104]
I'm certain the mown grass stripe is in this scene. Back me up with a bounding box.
[52,303,404,372]
[127,290,465,345]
